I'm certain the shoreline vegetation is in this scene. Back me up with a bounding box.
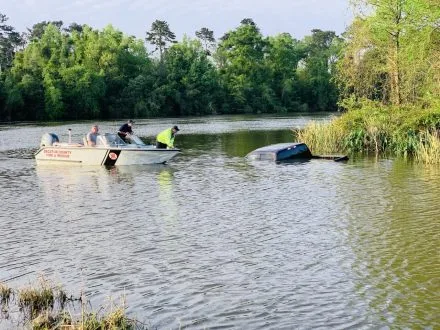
[0,278,147,329]
[295,100,440,164]
[295,0,440,164]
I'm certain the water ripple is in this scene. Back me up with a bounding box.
[0,125,439,329]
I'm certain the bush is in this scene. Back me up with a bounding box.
[296,98,440,163]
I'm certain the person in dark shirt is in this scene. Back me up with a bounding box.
[118,119,134,142]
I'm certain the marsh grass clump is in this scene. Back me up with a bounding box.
[415,130,440,164]
[31,310,76,330]
[57,287,68,310]
[0,279,146,330]
[80,296,139,330]
[16,277,70,321]
[0,282,12,306]
[0,282,13,316]
[18,284,55,318]
[295,121,345,154]
[30,306,139,330]
[81,308,137,330]
[104,307,132,328]
[296,99,440,163]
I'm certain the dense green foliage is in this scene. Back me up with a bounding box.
[299,0,440,163]
[0,14,342,121]
[337,0,440,106]
[298,99,440,156]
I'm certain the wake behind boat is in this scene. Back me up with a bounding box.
[35,133,180,165]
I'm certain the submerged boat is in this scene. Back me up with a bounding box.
[246,143,348,162]
[35,133,180,165]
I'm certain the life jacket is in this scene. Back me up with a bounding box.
[156,128,175,147]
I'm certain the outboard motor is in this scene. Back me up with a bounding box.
[40,133,59,147]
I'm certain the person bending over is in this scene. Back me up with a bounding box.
[156,126,180,149]
[118,119,134,142]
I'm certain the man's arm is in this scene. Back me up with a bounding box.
[167,135,175,148]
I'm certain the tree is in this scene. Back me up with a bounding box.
[195,27,215,53]
[161,37,221,116]
[216,19,271,113]
[145,20,176,60]
[240,18,257,27]
[298,29,342,111]
[266,33,306,111]
[27,20,63,41]
[60,65,105,119]
[64,22,84,34]
[73,25,151,119]
[0,13,14,39]
[0,13,24,72]
[338,0,440,106]
[4,23,151,121]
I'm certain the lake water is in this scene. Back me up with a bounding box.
[0,114,439,329]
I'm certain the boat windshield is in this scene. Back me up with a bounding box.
[96,133,126,147]
[126,135,146,146]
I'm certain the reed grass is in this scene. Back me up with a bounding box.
[295,121,345,154]
[0,282,12,306]
[295,99,440,163]
[80,307,136,330]
[17,277,63,319]
[0,279,146,330]
[0,282,13,317]
[414,131,440,164]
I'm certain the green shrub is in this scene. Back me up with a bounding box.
[296,99,440,163]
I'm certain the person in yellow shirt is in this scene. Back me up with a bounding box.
[156,125,180,149]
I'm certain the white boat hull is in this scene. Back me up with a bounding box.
[35,145,180,165]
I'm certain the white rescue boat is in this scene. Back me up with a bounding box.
[35,133,180,165]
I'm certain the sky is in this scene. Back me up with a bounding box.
[1,0,353,41]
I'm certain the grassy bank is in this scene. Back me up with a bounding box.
[295,100,440,163]
[0,278,146,330]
